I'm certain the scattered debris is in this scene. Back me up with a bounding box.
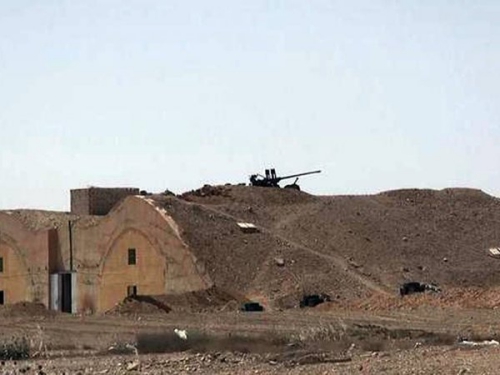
[291,353,351,366]
[108,343,137,355]
[126,361,139,371]
[274,257,285,267]
[487,247,500,258]
[180,185,231,200]
[237,222,260,233]
[299,294,331,308]
[174,329,188,340]
[240,302,264,312]
[400,282,441,296]
[458,339,500,347]
[349,259,361,268]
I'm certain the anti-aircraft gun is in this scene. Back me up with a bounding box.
[249,168,321,191]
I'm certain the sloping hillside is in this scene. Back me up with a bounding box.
[177,185,500,298]
[151,193,378,308]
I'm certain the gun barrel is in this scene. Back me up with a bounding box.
[278,170,322,181]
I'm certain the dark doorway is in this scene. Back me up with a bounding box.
[127,285,137,297]
[61,273,72,313]
[0,291,4,305]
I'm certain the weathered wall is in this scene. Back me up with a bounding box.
[71,187,140,216]
[0,195,212,313]
[0,242,30,304]
[68,196,212,313]
[98,228,166,311]
[0,213,50,305]
[70,189,90,216]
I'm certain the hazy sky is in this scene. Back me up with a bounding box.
[1,1,499,210]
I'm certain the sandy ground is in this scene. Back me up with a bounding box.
[3,346,500,375]
[1,305,500,374]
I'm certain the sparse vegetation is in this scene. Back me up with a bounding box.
[136,330,288,355]
[0,337,30,360]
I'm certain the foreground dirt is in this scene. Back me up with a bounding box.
[2,346,500,375]
[2,304,500,374]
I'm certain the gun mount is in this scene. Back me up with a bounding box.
[249,168,321,191]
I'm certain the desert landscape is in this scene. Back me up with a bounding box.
[2,184,500,374]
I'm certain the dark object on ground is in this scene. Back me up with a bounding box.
[400,282,441,296]
[241,302,264,312]
[162,189,176,196]
[400,282,425,296]
[249,168,321,191]
[299,294,331,308]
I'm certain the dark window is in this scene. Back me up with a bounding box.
[0,257,3,272]
[127,285,137,297]
[128,248,136,265]
[0,291,4,305]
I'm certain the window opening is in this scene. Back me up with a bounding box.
[128,248,136,265]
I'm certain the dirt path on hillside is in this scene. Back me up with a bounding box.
[196,202,392,296]
[271,231,392,295]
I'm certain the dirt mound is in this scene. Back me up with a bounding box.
[106,296,170,316]
[178,184,316,209]
[179,184,233,203]
[143,185,500,310]
[152,193,372,308]
[153,287,241,313]
[200,186,500,287]
[0,302,55,318]
[106,287,241,316]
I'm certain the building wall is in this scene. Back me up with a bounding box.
[63,196,211,313]
[0,213,50,306]
[70,189,90,216]
[0,242,30,304]
[98,228,166,311]
[0,195,212,313]
[71,187,140,216]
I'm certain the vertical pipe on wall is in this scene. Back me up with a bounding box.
[68,220,74,271]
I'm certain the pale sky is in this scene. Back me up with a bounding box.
[1,1,499,210]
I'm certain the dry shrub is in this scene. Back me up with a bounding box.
[294,322,347,342]
[0,337,30,360]
[292,322,458,354]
